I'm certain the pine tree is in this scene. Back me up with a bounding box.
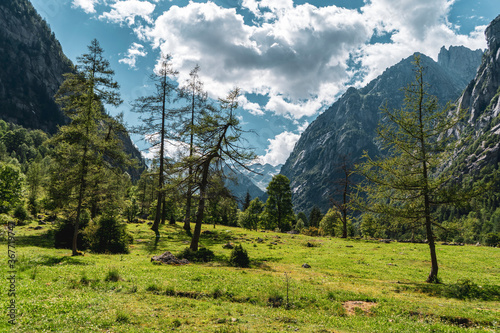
[357,55,468,283]
[52,39,122,256]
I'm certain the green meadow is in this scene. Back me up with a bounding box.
[1,221,499,332]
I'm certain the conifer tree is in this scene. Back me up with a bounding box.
[189,88,255,251]
[131,54,178,238]
[178,65,207,232]
[263,174,295,231]
[357,55,468,283]
[52,39,122,256]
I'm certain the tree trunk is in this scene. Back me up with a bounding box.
[425,214,439,283]
[151,65,167,238]
[72,145,88,256]
[190,160,209,251]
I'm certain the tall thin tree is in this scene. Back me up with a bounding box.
[178,65,207,232]
[189,88,255,251]
[131,54,178,238]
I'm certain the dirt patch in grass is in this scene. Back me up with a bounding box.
[342,301,377,316]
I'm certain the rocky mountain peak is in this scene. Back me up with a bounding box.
[438,45,483,87]
[281,47,484,213]
[485,14,500,54]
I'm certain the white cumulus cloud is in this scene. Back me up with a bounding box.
[119,42,147,68]
[258,131,301,166]
[100,0,156,26]
[72,0,99,13]
[144,1,371,119]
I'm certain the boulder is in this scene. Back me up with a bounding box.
[151,251,189,265]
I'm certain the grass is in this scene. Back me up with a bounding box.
[1,220,499,332]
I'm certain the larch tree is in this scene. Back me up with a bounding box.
[357,55,468,283]
[131,54,178,238]
[178,65,208,232]
[189,88,255,251]
[53,39,122,256]
[331,155,355,238]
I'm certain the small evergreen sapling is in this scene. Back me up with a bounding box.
[229,244,250,268]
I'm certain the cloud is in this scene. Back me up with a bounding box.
[143,133,190,160]
[72,0,99,13]
[144,1,371,119]
[100,0,155,26]
[83,0,490,122]
[356,0,488,85]
[258,131,301,166]
[238,95,264,116]
[119,42,147,68]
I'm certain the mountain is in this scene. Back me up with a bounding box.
[281,47,483,214]
[447,15,500,176]
[0,0,146,178]
[223,166,267,207]
[242,163,282,192]
[0,0,71,133]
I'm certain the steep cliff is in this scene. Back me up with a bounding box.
[281,48,483,214]
[449,15,500,175]
[0,0,146,178]
[0,0,72,133]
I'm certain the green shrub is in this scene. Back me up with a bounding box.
[268,290,284,308]
[484,232,500,247]
[104,268,121,282]
[229,244,250,268]
[54,212,91,249]
[301,226,319,236]
[83,214,132,254]
[177,247,215,263]
[13,204,31,223]
[0,213,14,225]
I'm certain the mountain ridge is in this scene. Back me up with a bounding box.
[281,47,484,214]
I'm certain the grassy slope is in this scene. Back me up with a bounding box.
[1,221,499,333]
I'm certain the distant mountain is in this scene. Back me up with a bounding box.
[223,166,267,207]
[242,163,282,191]
[0,0,146,178]
[281,47,483,214]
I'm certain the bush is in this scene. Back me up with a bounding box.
[104,268,121,282]
[295,218,305,232]
[54,211,91,249]
[177,247,215,263]
[0,213,14,225]
[484,232,500,247]
[229,244,250,268]
[301,226,319,236]
[83,214,132,254]
[13,205,31,223]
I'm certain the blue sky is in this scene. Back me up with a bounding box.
[31,0,499,165]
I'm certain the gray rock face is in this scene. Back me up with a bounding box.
[438,45,484,88]
[451,14,500,174]
[458,15,500,127]
[281,49,483,213]
[0,0,146,178]
[0,0,72,133]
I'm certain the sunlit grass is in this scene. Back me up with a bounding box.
[1,220,499,332]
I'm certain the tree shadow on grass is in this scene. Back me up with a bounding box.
[17,254,90,272]
[14,232,55,249]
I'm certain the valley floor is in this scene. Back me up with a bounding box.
[1,221,499,332]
